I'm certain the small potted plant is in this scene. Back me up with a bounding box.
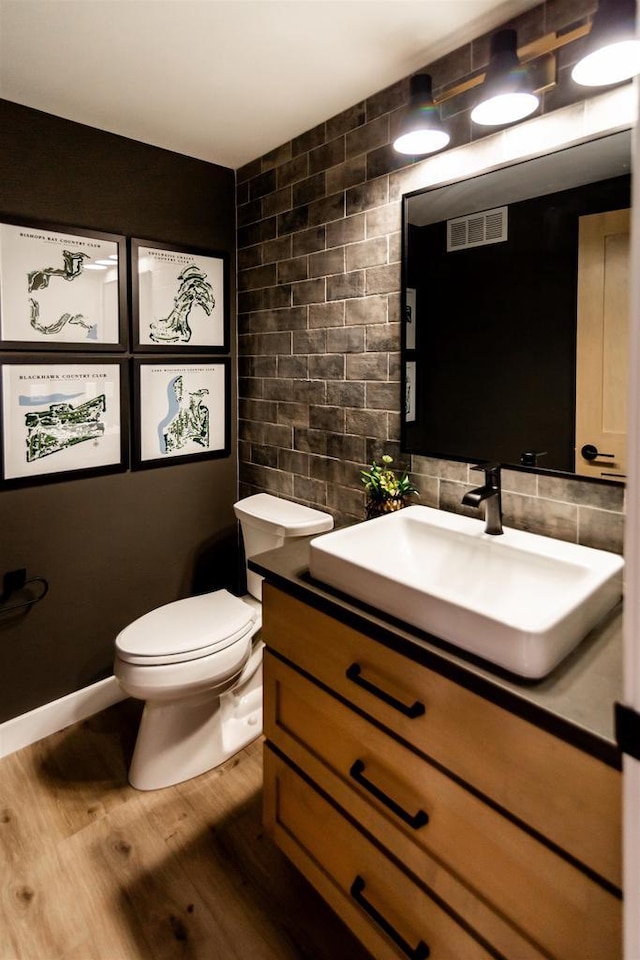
[360,454,419,520]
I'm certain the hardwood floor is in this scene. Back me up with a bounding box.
[0,700,372,960]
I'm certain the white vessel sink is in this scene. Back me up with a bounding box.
[309,505,623,679]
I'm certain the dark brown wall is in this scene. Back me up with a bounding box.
[0,100,237,723]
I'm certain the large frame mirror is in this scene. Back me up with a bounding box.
[401,128,631,484]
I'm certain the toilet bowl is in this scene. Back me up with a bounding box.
[114,493,333,790]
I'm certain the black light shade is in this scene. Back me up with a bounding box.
[393,74,450,155]
[572,0,640,85]
[471,29,539,126]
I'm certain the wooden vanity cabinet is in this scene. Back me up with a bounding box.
[262,583,622,960]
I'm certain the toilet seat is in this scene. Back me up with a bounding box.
[115,590,257,666]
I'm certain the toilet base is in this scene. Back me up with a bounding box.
[128,643,264,791]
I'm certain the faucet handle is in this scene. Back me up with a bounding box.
[520,450,547,467]
[471,461,501,475]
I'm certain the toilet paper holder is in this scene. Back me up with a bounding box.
[0,568,49,615]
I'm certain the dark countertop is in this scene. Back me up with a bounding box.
[251,536,623,769]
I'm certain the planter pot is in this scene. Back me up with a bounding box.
[365,496,408,521]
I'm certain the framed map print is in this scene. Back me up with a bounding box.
[131,239,229,352]
[0,219,127,350]
[132,358,230,469]
[0,357,128,487]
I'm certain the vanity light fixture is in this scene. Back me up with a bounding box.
[470,29,539,126]
[572,0,640,85]
[393,74,451,155]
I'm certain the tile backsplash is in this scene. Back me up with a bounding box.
[236,0,625,553]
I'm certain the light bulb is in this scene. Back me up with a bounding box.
[471,91,539,126]
[393,128,450,155]
[572,38,640,85]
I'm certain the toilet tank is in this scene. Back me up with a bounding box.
[234,493,334,600]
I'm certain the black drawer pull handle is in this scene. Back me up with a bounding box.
[346,663,425,719]
[350,875,430,959]
[349,760,429,830]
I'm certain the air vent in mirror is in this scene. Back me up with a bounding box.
[447,206,508,251]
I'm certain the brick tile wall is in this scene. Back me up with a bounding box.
[236,0,625,553]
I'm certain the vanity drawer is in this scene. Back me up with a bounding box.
[265,650,621,960]
[263,584,621,888]
[264,746,494,960]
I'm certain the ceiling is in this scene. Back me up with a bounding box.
[1,0,540,170]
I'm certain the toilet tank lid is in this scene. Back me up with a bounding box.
[234,494,334,537]
[115,590,257,663]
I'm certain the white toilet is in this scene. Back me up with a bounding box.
[114,493,333,790]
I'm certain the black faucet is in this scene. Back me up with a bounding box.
[462,462,503,535]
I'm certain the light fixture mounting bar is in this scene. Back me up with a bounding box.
[433,21,591,107]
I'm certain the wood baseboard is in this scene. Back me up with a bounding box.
[0,677,127,759]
